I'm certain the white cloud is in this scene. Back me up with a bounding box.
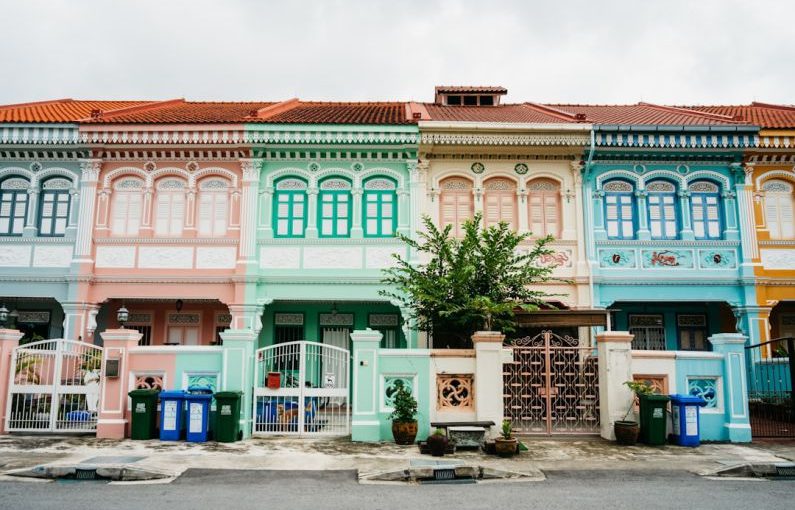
[0,0,791,105]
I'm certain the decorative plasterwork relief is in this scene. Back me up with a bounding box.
[32,245,73,267]
[0,245,31,267]
[760,249,795,270]
[538,249,573,268]
[138,247,193,269]
[364,246,401,269]
[196,247,236,269]
[303,246,362,269]
[641,249,694,269]
[598,248,637,268]
[259,246,301,269]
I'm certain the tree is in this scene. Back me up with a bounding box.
[380,213,558,347]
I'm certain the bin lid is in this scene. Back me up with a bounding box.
[159,390,187,398]
[128,389,159,397]
[214,391,243,399]
[640,393,671,402]
[184,393,213,401]
[669,394,708,406]
[186,385,214,395]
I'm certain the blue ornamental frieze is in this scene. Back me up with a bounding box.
[598,249,637,268]
[698,249,737,269]
[641,249,694,269]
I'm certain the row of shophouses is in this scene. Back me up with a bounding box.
[0,87,793,442]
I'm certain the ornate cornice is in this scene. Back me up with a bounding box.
[0,236,76,244]
[596,240,740,248]
[247,129,419,146]
[0,149,88,160]
[421,132,589,147]
[90,276,238,284]
[424,152,581,161]
[257,237,406,246]
[594,132,754,150]
[94,237,239,245]
[93,149,248,161]
[0,125,80,145]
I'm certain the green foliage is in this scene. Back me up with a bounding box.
[433,427,446,436]
[624,380,656,396]
[380,213,557,346]
[389,381,418,423]
[501,419,513,440]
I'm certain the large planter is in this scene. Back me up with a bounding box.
[494,438,518,457]
[614,420,640,446]
[426,433,449,457]
[392,420,418,445]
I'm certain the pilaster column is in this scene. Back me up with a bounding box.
[219,329,257,438]
[260,186,274,238]
[61,302,100,341]
[305,187,319,238]
[183,187,197,237]
[351,329,382,442]
[351,187,364,238]
[0,328,24,434]
[73,159,100,263]
[596,331,634,441]
[97,328,142,439]
[473,185,484,217]
[139,186,154,237]
[396,189,410,236]
[736,163,758,264]
[635,190,651,240]
[678,190,694,239]
[472,331,507,438]
[708,333,752,442]
[65,187,80,237]
[591,189,607,241]
[238,158,262,265]
[22,188,39,237]
[570,161,588,278]
[732,305,770,348]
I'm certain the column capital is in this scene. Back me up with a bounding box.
[239,158,263,182]
[350,328,383,344]
[708,333,747,347]
[100,328,142,345]
[596,331,634,344]
[471,331,505,344]
[78,159,102,182]
[0,328,24,344]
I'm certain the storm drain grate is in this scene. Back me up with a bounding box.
[434,468,456,481]
[74,468,98,480]
[774,464,795,479]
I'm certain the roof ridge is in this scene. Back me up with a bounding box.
[640,102,738,122]
[246,98,300,120]
[524,102,589,123]
[406,102,430,121]
[80,98,185,121]
[0,98,73,111]
[751,101,795,112]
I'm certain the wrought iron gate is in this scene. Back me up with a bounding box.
[253,340,350,436]
[5,339,103,433]
[503,331,600,435]
[746,337,795,438]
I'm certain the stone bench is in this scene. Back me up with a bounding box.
[430,421,495,449]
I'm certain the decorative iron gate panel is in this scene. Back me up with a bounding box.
[504,331,600,435]
[746,337,795,438]
[253,341,350,436]
[5,339,103,433]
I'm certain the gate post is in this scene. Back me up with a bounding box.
[596,331,634,441]
[0,328,24,435]
[97,328,142,439]
[351,329,382,442]
[709,333,752,442]
[472,331,506,437]
[219,329,256,439]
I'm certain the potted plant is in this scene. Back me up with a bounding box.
[426,428,449,457]
[614,381,654,445]
[390,381,418,445]
[494,419,518,457]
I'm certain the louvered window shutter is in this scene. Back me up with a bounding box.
[780,195,794,238]
[543,194,558,236]
[529,193,544,236]
[214,192,228,235]
[500,193,515,229]
[440,193,457,232]
[170,193,185,235]
[198,193,213,236]
[155,193,171,236]
[455,194,472,237]
[127,193,141,236]
[111,193,128,236]
[484,193,500,227]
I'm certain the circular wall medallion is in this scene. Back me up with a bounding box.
[471,162,485,174]
[514,163,528,175]
[307,162,320,172]
[30,162,42,172]
[351,162,364,172]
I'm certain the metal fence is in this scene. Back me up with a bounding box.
[745,337,794,438]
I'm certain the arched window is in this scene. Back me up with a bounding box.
[38,177,72,237]
[363,177,397,237]
[197,178,229,237]
[273,177,308,238]
[646,180,678,240]
[154,178,186,236]
[0,177,29,236]
[483,177,517,229]
[762,179,794,239]
[439,177,473,237]
[689,181,722,240]
[318,177,352,238]
[111,177,144,236]
[527,178,560,237]
[603,180,635,239]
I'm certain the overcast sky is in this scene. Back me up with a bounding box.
[2,0,793,105]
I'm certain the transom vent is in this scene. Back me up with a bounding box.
[435,86,507,107]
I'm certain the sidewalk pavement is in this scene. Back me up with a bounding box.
[1,434,793,481]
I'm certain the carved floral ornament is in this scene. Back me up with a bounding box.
[275,178,308,191]
[363,178,396,190]
[762,179,794,193]
[436,374,474,410]
[688,181,719,193]
[156,178,186,190]
[0,177,31,190]
[602,180,633,192]
[319,178,352,190]
[440,177,473,190]
[646,181,676,193]
[526,179,560,192]
[199,178,229,191]
[114,177,144,191]
[484,178,516,191]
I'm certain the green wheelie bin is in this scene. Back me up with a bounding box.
[128,389,160,440]
[214,391,243,442]
[639,393,670,445]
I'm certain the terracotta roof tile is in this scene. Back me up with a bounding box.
[682,103,795,129]
[434,85,508,94]
[0,99,155,123]
[547,103,742,126]
[257,102,412,124]
[91,101,275,123]
[424,103,581,123]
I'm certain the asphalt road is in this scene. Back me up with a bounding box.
[0,469,792,510]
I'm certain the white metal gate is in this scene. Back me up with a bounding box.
[253,341,350,436]
[5,339,103,433]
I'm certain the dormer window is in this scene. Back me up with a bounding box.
[435,86,507,106]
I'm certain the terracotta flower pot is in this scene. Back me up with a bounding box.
[392,420,418,445]
[614,420,640,446]
[495,437,518,457]
[427,433,449,457]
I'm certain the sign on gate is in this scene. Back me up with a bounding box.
[253,341,350,436]
[5,339,103,433]
[503,331,600,435]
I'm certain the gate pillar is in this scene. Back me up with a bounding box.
[97,329,142,439]
[219,329,257,439]
[351,329,382,442]
[0,329,24,435]
[709,333,752,442]
[472,331,507,438]
[596,331,634,441]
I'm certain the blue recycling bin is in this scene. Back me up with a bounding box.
[159,390,186,441]
[669,394,707,447]
[184,386,213,442]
